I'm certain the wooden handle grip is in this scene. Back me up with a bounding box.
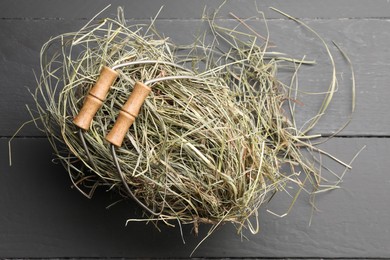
[105,111,136,147]
[73,66,119,130]
[106,82,151,147]
[122,82,152,117]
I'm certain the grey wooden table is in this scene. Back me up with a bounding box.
[1,0,389,258]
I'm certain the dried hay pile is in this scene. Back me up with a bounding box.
[32,6,354,244]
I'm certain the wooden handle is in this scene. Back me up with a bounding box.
[105,111,136,147]
[106,82,151,147]
[73,66,119,130]
[122,81,152,117]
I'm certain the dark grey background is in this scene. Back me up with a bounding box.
[1,0,389,258]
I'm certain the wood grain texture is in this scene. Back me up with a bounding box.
[0,18,389,136]
[1,1,389,258]
[1,137,388,258]
[1,0,390,19]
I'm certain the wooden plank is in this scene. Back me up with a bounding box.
[1,18,389,136]
[1,0,390,19]
[0,137,388,258]
[1,1,389,259]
